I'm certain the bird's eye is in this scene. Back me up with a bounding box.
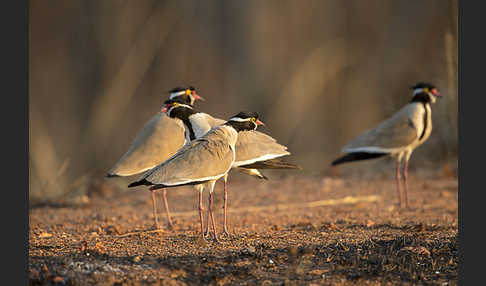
[250,117,256,123]
[173,102,179,107]
[424,88,429,93]
[185,89,191,95]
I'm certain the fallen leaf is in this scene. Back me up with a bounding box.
[80,240,88,252]
[95,242,107,254]
[366,220,375,227]
[38,232,52,239]
[399,246,430,256]
[308,269,327,276]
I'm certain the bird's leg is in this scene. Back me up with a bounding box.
[222,173,230,237]
[162,188,173,229]
[198,188,205,240]
[151,190,160,230]
[403,159,410,209]
[396,160,404,208]
[203,195,211,238]
[208,182,220,242]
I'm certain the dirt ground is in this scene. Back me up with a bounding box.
[29,173,458,286]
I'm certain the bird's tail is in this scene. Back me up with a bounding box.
[239,158,302,170]
[331,152,387,166]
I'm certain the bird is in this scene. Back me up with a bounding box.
[128,111,265,241]
[161,99,300,236]
[331,82,441,208]
[106,86,204,230]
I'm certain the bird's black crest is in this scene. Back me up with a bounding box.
[168,86,196,93]
[410,82,436,90]
[232,111,260,120]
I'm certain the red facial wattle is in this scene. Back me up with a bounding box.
[192,91,205,101]
[255,119,265,126]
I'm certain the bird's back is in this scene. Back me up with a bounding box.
[108,113,186,176]
[141,125,237,187]
[343,104,424,153]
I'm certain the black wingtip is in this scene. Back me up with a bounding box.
[105,173,119,178]
[128,179,151,188]
[331,152,388,166]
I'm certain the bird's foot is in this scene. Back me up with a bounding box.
[166,220,174,230]
[203,230,211,239]
[150,223,162,231]
[221,229,231,238]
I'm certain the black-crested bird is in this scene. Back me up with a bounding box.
[106,86,204,230]
[128,112,265,241]
[331,82,441,208]
[161,100,300,236]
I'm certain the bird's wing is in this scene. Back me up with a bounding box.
[343,105,421,153]
[142,127,235,186]
[107,113,185,176]
[233,130,290,167]
[206,115,226,128]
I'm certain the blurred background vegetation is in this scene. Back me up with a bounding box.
[29,0,457,205]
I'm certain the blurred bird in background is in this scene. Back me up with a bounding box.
[332,82,441,208]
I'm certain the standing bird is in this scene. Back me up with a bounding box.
[106,86,204,230]
[161,100,300,236]
[331,82,441,208]
[128,112,265,241]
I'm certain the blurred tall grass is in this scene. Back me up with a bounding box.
[29,0,457,204]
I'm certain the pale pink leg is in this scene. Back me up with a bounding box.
[204,198,210,238]
[198,189,205,239]
[208,190,220,242]
[161,189,173,229]
[396,160,404,208]
[151,190,160,229]
[223,175,230,236]
[403,160,410,209]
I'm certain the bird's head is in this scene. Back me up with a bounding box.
[167,86,204,106]
[410,82,441,103]
[161,98,194,119]
[226,111,264,132]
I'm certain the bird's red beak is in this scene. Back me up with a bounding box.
[255,119,264,126]
[431,88,441,97]
[192,91,205,101]
[160,104,169,113]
